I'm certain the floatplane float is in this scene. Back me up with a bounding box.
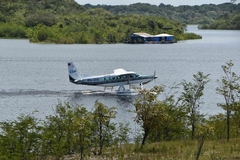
[68,62,157,95]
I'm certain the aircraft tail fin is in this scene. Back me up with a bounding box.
[68,62,82,83]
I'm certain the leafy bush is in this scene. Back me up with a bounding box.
[0,24,27,38]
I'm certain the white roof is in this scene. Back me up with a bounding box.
[154,33,173,37]
[133,33,173,38]
[133,33,152,37]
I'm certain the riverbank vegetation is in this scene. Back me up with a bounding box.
[1,1,240,44]
[0,60,239,159]
[199,13,240,30]
[0,0,202,44]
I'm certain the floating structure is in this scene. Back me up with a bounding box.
[128,32,175,44]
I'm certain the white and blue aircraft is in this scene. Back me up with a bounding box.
[68,62,157,93]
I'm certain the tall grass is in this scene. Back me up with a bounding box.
[86,139,240,160]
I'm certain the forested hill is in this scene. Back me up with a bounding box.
[0,0,201,44]
[0,0,85,16]
[0,0,85,22]
[84,3,240,27]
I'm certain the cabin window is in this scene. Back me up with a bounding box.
[93,78,99,82]
[105,77,109,81]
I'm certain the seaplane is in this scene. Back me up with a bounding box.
[68,62,157,95]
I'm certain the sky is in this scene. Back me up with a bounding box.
[75,0,233,6]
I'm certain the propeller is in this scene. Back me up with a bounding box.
[153,70,157,84]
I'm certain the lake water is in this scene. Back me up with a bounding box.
[0,26,240,126]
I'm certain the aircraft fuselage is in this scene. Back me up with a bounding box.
[69,73,155,86]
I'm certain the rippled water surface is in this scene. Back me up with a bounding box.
[1,26,240,125]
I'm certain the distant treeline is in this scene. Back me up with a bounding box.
[84,2,240,30]
[199,13,240,29]
[0,0,202,44]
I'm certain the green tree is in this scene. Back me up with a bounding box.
[91,100,117,155]
[195,122,214,160]
[72,104,93,160]
[207,114,226,139]
[231,14,240,29]
[134,86,165,148]
[41,102,76,158]
[181,72,210,140]
[0,114,41,159]
[231,101,240,138]
[158,86,188,141]
[216,60,240,141]
[25,11,57,27]
[115,122,130,147]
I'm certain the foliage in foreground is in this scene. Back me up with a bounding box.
[0,61,239,159]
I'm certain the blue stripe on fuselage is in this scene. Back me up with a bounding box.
[74,75,154,86]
